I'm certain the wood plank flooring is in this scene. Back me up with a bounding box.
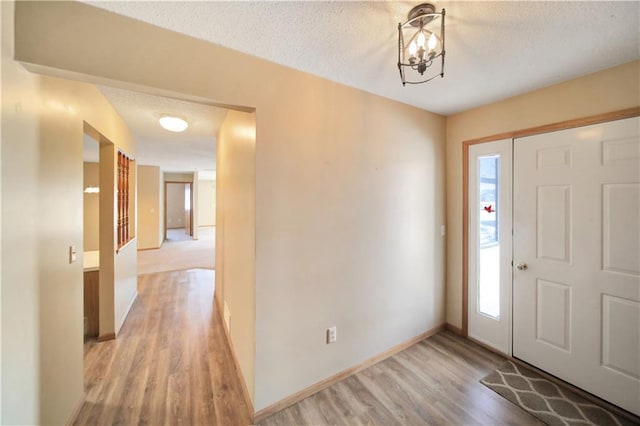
[258,332,541,426]
[75,269,251,425]
[77,267,538,425]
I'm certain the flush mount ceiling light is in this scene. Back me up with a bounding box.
[159,115,188,132]
[398,3,446,86]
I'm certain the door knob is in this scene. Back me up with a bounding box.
[516,262,528,271]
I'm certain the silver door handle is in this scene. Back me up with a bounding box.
[516,262,528,271]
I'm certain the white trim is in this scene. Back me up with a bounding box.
[468,139,513,356]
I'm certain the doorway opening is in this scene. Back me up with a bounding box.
[82,132,100,342]
[165,181,194,241]
[73,81,253,424]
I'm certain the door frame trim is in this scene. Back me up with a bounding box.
[461,107,640,336]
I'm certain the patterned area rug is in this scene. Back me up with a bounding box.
[481,361,638,426]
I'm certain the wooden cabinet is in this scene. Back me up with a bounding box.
[84,270,99,337]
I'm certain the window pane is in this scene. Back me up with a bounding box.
[478,155,500,319]
[185,185,191,210]
[479,156,498,246]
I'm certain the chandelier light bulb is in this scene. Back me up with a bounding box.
[409,41,418,57]
[428,32,438,50]
[417,31,426,48]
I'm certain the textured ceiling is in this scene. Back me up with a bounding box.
[98,86,227,172]
[86,1,640,115]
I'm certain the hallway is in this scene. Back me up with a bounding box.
[76,269,251,425]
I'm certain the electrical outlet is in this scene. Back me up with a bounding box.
[441,225,446,236]
[327,326,337,344]
[69,245,77,263]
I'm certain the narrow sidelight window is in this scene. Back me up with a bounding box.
[477,155,500,319]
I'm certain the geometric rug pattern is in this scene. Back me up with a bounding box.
[481,361,638,426]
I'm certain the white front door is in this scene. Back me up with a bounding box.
[468,139,512,355]
[513,117,640,415]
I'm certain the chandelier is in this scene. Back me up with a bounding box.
[398,3,446,86]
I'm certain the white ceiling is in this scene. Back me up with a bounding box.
[97,86,227,172]
[86,1,640,116]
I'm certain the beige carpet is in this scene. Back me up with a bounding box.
[138,226,215,275]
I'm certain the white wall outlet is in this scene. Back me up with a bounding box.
[69,245,77,263]
[441,225,446,236]
[327,326,337,344]
[224,301,231,332]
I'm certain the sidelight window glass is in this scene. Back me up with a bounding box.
[477,155,500,319]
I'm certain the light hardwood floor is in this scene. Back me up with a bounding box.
[258,332,541,425]
[77,267,538,425]
[76,269,252,425]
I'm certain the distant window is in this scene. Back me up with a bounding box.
[185,185,191,210]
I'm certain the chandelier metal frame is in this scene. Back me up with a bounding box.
[398,3,446,86]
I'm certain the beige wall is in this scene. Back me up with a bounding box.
[166,182,186,230]
[2,2,137,423]
[164,172,193,182]
[253,85,446,411]
[216,110,256,402]
[15,1,447,414]
[115,244,137,334]
[197,179,216,226]
[90,126,137,342]
[2,3,39,421]
[97,139,116,340]
[445,60,640,329]
[137,165,162,249]
[83,162,100,251]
